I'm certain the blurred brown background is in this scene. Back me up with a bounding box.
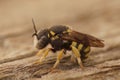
[0,0,120,80]
[0,0,120,58]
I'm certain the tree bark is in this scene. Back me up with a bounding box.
[0,37,120,80]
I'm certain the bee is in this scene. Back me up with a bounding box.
[32,19,104,69]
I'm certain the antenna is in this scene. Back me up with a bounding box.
[32,18,37,33]
[32,18,38,39]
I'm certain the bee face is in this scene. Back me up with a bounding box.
[33,29,49,49]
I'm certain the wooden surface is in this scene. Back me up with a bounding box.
[0,0,120,80]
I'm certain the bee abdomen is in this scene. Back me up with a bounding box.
[80,46,91,60]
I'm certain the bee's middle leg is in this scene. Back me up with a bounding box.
[52,49,64,69]
[70,53,76,63]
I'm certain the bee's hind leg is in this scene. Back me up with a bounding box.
[34,48,51,64]
[71,46,84,69]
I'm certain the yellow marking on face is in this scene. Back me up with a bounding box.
[84,46,90,53]
[72,41,77,47]
[50,31,55,36]
[78,44,83,51]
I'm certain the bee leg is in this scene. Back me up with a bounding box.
[35,48,46,56]
[70,54,76,63]
[71,46,84,69]
[52,49,64,69]
[34,48,51,64]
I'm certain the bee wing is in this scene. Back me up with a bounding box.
[61,30,104,47]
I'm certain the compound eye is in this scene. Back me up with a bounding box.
[36,36,49,49]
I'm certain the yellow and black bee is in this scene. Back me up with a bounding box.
[32,19,104,69]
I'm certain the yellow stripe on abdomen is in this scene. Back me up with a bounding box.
[84,46,90,53]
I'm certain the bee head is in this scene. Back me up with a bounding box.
[32,19,49,49]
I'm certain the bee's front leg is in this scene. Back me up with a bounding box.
[71,46,84,69]
[34,48,51,64]
[35,48,46,56]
